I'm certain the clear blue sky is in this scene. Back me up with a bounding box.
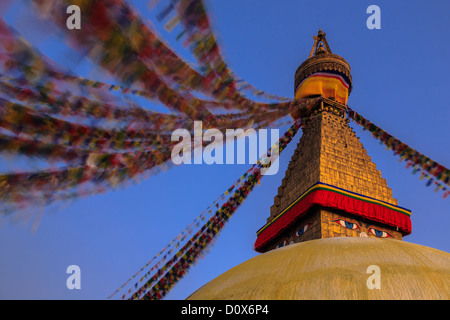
[0,0,449,299]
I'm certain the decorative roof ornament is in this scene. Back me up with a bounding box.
[294,29,353,97]
[308,28,332,57]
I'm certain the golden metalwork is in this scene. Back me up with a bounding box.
[295,29,352,95]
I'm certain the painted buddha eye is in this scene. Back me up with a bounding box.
[277,240,287,248]
[368,228,392,238]
[296,223,312,236]
[333,219,359,230]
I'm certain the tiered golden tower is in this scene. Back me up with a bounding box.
[254,30,411,252]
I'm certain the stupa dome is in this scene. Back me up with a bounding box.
[187,237,450,300]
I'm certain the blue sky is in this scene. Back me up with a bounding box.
[0,0,449,300]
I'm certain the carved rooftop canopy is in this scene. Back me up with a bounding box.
[294,29,353,95]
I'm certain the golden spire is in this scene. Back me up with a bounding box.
[309,28,333,58]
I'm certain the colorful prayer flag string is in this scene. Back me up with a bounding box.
[347,107,449,197]
[123,116,304,300]
[106,170,247,300]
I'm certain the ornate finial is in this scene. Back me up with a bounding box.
[295,30,352,98]
[316,43,326,54]
[309,29,332,58]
